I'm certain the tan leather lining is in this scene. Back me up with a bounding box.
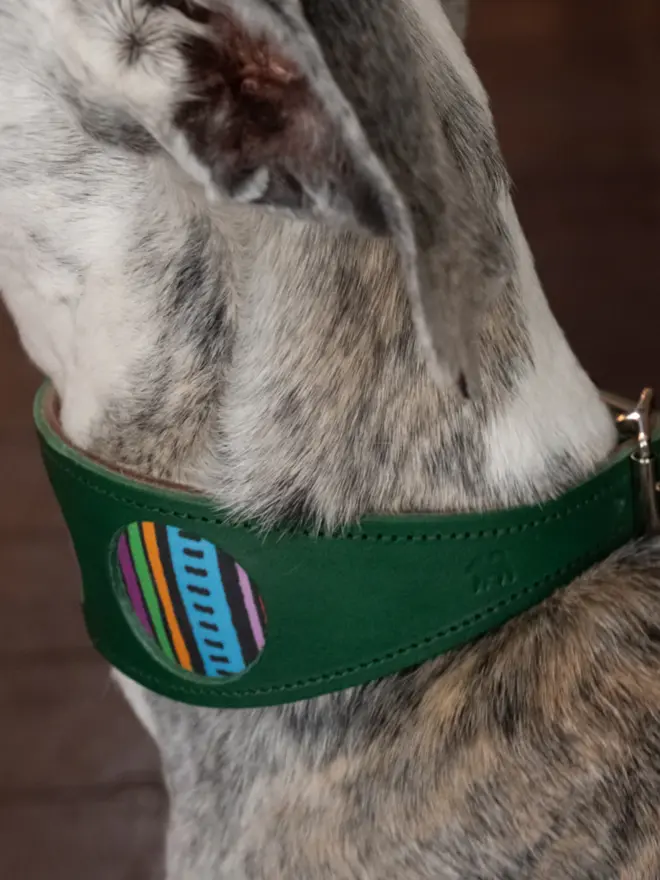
[41,384,203,497]
[42,384,639,501]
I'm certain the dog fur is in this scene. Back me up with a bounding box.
[3,1,660,877]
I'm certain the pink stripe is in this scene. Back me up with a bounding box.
[236,564,265,651]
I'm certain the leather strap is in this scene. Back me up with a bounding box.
[34,382,659,708]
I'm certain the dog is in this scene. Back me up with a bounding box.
[3,1,660,877]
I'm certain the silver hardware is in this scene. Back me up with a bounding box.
[601,390,639,418]
[615,388,660,535]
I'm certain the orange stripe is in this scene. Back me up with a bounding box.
[141,522,193,672]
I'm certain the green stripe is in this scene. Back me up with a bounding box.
[127,523,174,661]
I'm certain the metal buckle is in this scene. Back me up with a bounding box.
[607,388,660,535]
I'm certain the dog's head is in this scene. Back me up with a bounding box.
[56,0,511,389]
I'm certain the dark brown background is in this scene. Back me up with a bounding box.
[1,1,658,876]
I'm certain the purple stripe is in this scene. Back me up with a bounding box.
[236,564,266,651]
[118,533,154,637]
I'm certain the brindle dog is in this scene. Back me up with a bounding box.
[1,1,659,877]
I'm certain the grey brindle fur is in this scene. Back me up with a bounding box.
[2,1,660,877]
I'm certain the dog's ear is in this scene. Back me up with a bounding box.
[145,0,509,388]
[157,3,393,237]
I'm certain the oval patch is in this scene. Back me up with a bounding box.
[116,523,266,679]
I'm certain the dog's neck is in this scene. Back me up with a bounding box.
[2,0,616,528]
[22,186,615,531]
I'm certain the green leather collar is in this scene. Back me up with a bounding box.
[34,382,660,708]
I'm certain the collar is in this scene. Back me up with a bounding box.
[34,382,660,708]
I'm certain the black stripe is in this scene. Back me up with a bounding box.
[178,530,202,542]
[192,603,213,615]
[139,525,177,659]
[185,565,208,577]
[183,548,204,559]
[200,621,219,632]
[217,550,259,666]
[186,585,211,597]
[203,638,225,648]
[154,524,205,674]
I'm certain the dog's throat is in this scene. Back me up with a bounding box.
[34,382,660,708]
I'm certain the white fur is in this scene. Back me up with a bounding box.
[413,0,489,107]
[113,671,160,740]
[0,163,163,444]
[410,0,616,487]
[484,199,616,493]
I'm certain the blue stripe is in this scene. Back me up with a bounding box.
[165,527,245,676]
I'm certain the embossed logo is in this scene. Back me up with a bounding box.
[465,551,516,595]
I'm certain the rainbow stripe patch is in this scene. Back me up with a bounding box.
[116,523,266,678]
